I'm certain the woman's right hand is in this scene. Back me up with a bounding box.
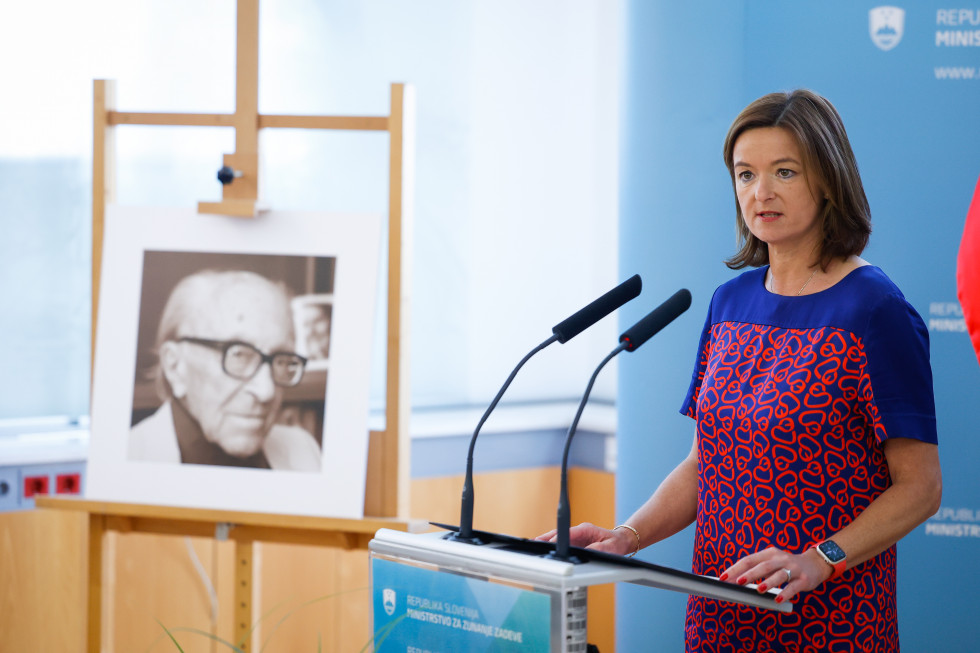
[534,522,637,556]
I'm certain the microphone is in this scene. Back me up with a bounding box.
[446,274,643,544]
[552,274,642,343]
[619,288,693,351]
[547,288,692,562]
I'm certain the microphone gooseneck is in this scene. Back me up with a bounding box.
[548,341,627,562]
[547,288,692,562]
[446,274,644,544]
[447,333,559,543]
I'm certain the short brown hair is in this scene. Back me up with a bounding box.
[722,89,871,270]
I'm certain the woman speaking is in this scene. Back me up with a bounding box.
[540,89,942,652]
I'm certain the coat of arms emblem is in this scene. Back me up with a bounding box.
[870,6,905,51]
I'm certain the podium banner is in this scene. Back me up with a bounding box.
[371,557,552,652]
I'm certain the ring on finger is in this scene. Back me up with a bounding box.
[782,568,792,583]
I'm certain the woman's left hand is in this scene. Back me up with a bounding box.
[719,546,832,604]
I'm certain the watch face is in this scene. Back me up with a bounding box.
[819,540,846,563]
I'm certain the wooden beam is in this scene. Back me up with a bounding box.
[235,541,254,651]
[382,83,415,519]
[225,0,260,206]
[197,198,264,217]
[108,111,235,127]
[106,111,390,130]
[86,514,106,653]
[35,496,426,535]
[234,0,260,149]
[259,114,389,131]
[91,80,115,373]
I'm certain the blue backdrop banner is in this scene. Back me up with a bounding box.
[619,2,980,651]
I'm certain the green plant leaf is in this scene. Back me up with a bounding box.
[154,619,185,653]
[359,613,408,653]
[155,626,244,653]
[157,585,393,652]
[258,587,368,652]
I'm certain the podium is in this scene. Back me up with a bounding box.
[368,527,788,652]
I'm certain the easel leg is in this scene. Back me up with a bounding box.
[235,540,254,651]
[87,514,105,653]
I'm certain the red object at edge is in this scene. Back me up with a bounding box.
[957,174,980,367]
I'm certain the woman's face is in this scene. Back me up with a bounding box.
[732,126,824,255]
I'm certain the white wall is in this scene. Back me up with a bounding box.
[0,0,622,421]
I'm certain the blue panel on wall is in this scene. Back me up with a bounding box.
[620,1,980,650]
[618,3,746,651]
[0,467,18,512]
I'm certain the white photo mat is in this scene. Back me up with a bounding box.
[86,206,381,518]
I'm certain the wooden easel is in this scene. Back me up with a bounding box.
[40,1,419,651]
[91,0,412,520]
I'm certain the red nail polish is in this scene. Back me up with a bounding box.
[719,572,729,581]
[775,595,784,604]
[758,583,768,592]
[737,577,747,585]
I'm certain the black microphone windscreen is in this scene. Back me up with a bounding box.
[552,274,642,344]
[619,288,692,351]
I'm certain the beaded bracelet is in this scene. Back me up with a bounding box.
[614,524,640,558]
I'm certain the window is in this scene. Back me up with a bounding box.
[0,0,621,429]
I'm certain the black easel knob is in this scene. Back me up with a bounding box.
[217,165,243,185]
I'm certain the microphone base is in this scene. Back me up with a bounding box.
[543,550,583,564]
[442,531,488,546]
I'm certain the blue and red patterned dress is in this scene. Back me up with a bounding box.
[680,265,938,653]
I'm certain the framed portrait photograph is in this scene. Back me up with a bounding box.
[86,206,381,518]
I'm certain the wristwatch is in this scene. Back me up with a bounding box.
[811,540,847,578]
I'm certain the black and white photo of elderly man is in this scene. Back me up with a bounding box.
[128,269,322,471]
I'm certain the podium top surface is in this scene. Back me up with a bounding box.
[36,495,427,535]
[370,527,791,614]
